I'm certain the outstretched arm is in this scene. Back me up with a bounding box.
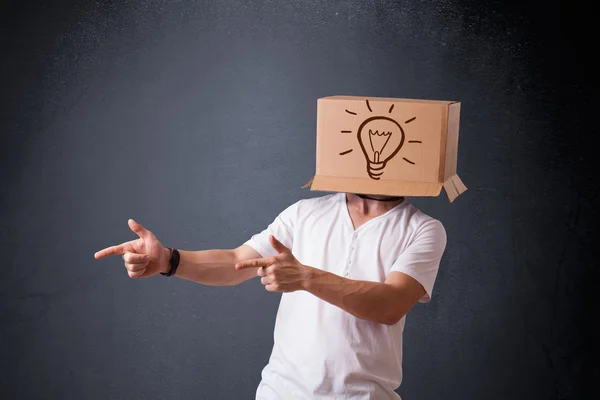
[94,219,261,286]
[175,245,261,286]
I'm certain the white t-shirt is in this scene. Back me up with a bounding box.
[245,193,447,399]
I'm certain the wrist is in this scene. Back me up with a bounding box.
[301,265,318,291]
[161,247,172,274]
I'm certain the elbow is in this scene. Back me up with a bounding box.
[381,318,399,326]
[381,311,406,326]
[222,279,241,287]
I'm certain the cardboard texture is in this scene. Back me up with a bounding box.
[304,96,467,202]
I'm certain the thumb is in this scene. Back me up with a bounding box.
[269,235,290,254]
[128,219,153,240]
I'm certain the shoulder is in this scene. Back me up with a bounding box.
[278,193,341,220]
[296,193,341,209]
[401,203,447,241]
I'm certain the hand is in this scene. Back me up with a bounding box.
[235,235,310,292]
[94,219,169,279]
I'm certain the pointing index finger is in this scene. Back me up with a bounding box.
[235,258,270,270]
[94,242,131,259]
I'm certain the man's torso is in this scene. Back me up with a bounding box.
[252,193,440,399]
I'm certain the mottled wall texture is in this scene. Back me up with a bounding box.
[1,1,595,399]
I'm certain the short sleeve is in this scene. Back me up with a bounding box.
[244,201,299,258]
[390,219,447,303]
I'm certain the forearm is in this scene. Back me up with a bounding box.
[303,267,405,325]
[171,248,253,286]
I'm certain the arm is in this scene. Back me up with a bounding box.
[236,220,446,325]
[303,269,425,325]
[173,244,262,286]
[303,220,446,324]
[95,219,262,285]
[236,236,425,325]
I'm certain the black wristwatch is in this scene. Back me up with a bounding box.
[160,247,181,277]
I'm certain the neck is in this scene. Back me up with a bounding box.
[354,193,405,202]
[345,193,405,216]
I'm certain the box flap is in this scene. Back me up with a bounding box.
[301,177,314,189]
[442,174,467,203]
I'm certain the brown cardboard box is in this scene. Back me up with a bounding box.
[303,96,467,202]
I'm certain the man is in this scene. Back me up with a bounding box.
[95,191,446,399]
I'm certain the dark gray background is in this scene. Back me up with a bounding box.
[1,0,596,399]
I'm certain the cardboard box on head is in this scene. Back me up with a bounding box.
[302,96,467,202]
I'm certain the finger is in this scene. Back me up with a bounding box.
[94,242,129,259]
[265,284,278,292]
[128,267,147,279]
[261,276,274,285]
[122,252,150,264]
[128,219,154,240]
[235,258,270,270]
[264,266,277,276]
[125,262,148,272]
[257,265,277,277]
[269,235,290,254]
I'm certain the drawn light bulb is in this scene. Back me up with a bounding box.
[357,116,405,180]
[339,100,419,178]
